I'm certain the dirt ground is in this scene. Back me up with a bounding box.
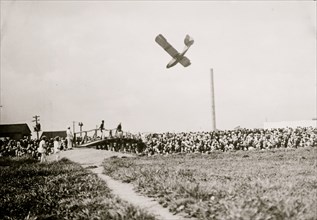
[48,148,187,220]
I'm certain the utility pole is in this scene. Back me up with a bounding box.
[32,115,41,139]
[0,105,2,124]
[210,68,217,131]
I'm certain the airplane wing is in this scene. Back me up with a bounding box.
[155,34,179,58]
[179,56,191,67]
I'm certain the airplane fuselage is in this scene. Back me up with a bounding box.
[166,47,190,68]
[166,56,180,68]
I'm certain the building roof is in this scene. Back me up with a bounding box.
[264,120,317,129]
[41,131,67,139]
[0,123,31,135]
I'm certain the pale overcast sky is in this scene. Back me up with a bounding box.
[0,1,316,135]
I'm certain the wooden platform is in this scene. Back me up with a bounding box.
[77,138,142,148]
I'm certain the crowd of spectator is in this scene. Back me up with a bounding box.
[141,127,317,155]
[0,136,70,159]
[1,127,316,158]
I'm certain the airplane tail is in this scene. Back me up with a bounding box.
[184,35,194,47]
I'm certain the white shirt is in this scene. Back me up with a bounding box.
[54,140,60,153]
[38,140,46,153]
[66,129,73,139]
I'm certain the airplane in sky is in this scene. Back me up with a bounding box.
[155,34,194,68]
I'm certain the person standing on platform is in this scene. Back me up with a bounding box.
[116,123,123,138]
[66,127,73,149]
[109,129,113,138]
[100,120,105,139]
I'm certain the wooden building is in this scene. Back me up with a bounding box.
[0,123,32,140]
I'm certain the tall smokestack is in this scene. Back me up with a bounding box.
[210,69,217,131]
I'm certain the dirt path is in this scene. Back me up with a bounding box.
[47,148,187,220]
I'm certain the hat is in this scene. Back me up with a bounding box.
[41,135,47,140]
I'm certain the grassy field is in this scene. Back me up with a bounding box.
[0,157,156,220]
[103,147,317,220]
